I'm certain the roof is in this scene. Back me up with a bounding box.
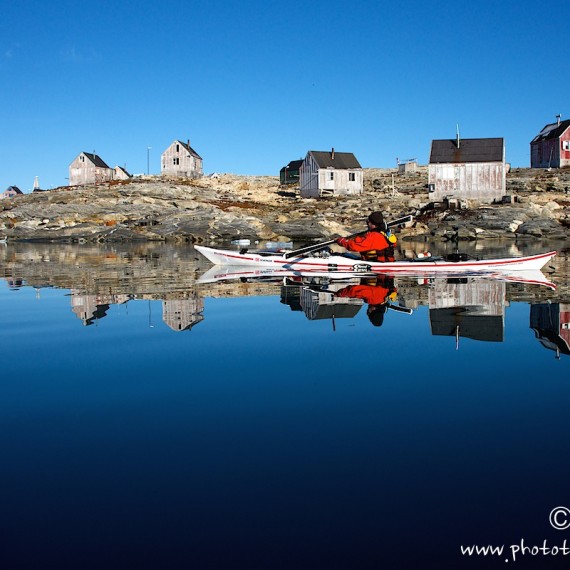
[429,138,504,164]
[280,159,303,172]
[531,119,570,144]
[82,152,110,169]
[5,186,23,194]
[308,150,362,169]
[175,140,202,160]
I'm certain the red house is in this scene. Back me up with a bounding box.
[530,116,570,168]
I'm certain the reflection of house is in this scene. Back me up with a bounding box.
[161,139,203,178]
[428,279,505,342]
[300,287,362,321]
[162,297,204,331]
[70,292,130,326]
[428,136,505,203]
[530,117,570,169]
[280,160,302,184]
[299,149,363,198]
[530,302,570,357]
[280,286,302,311]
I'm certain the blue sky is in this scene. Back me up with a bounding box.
[1,0,569,190]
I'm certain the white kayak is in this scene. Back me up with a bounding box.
[195,245,556,275]
[196,263,556,290]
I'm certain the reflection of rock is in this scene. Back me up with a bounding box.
[530,303,570,357]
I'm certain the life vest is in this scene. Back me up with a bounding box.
[360,230,397,262]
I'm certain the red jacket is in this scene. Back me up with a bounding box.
[335,283,393,305]
[338,230,395,261]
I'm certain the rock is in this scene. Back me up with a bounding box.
[0,168,568,243]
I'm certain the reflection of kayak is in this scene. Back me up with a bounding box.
[196,263,557,290]
[195,245,556,276]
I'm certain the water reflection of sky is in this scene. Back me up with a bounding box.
[1,246,569,569]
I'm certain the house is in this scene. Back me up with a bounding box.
[1,186,23,199]
[113,166,132,180]
[161,139,203,178]
[279,160,303,184]
[299,149,363,198]
[69,152,114,186]
[398,158,418,175]
[530,116,570,169]
[428,136,506,203]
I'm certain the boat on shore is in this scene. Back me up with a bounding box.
[195,245,557,276]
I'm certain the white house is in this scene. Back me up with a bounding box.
[161,139,203,178]
[299,149,363,198]
[428,137,506,203]
[69,152,114,186]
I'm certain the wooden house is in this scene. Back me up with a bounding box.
[398,159,418,175]
[280,160,303,185]
[69,152,114,186]
[1,186,23,199]
[161,139,203,178]
[299,149,363,198]
[113,166,132,180]
[530,116,570,168]
[428,137,506,203]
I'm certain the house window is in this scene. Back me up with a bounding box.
[173,158,179,165]
[563,140,570,151]
[349,172,355,182]
[176,144,180,152]
[329,171,334,180]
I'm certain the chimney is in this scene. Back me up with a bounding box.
[556,114,561,125]
[456,124,460,149]
[331,147,335,160]
[187,139,191,148]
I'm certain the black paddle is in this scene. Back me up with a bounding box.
[283,214,414,259]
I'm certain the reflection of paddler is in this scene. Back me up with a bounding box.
[335,276,397,327]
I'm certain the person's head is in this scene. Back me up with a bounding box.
[367,304,387,327]
[367,211,386,230]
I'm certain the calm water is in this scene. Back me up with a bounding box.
[1,242,569,569]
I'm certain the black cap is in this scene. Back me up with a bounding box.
[367,304,387,327]
[367,211,384,226]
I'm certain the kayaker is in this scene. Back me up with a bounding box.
[335,275,397,327]
[334,211,397,262]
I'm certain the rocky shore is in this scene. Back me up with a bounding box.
[1,167,569,246]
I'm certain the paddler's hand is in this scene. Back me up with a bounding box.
[335,237,349,248]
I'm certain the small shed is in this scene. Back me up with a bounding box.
[113,166,132,180]
[398,159,418,175]
[299,149,363,198]
[428,137,505,203]
[279,160,303,184]
[530,117,570,169]
[69,152,114,186]
[161,139,203,178]
[2,186,23,199]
